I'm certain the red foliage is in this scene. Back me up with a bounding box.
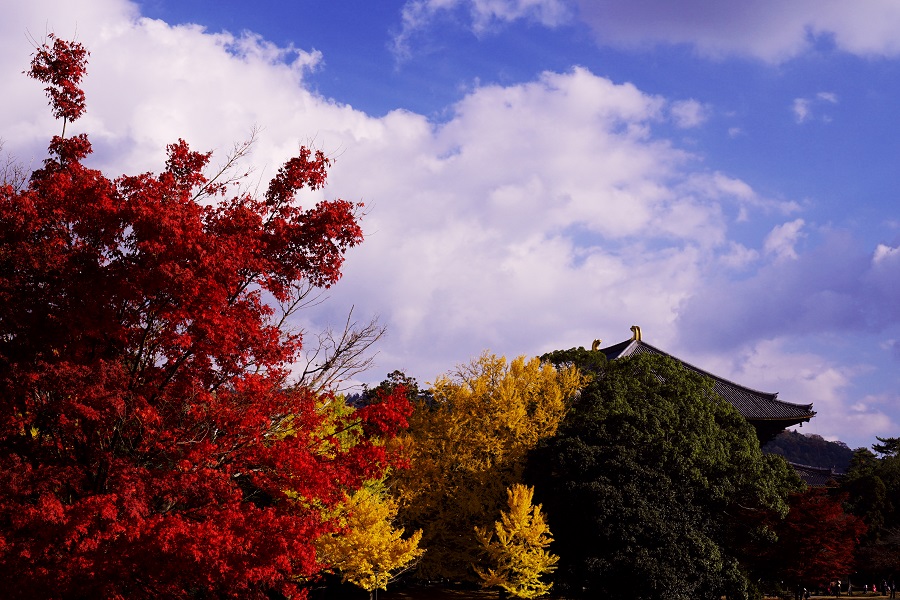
[765,488,867,587]
[27,34,89,124]
[0,38,409,599]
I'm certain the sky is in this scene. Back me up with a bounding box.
[3,0,900,450]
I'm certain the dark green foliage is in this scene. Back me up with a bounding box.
[872,436,900,458]
[540,346,608,374]
[762,430,853,472]
[841,439,900,580]
[528,352,801,600]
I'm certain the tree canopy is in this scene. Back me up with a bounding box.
[527,349,801,600]
[758,488,866,588]
[841,437,900,583]
[390,353,583,581]
[0,36,411,599]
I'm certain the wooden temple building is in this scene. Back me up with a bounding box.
[596,326,816,446]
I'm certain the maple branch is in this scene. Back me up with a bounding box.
[192,128,258,202]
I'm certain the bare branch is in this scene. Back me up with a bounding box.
[0,141,30,192]
[192,127,259,202]
[294,307,386,394]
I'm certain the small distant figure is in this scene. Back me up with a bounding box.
[889,580,896,600]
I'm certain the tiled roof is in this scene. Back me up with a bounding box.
[789,462,844,487]
[600,339,816,424]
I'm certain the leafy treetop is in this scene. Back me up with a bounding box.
[27,34,89,127]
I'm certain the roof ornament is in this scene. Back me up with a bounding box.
[591,339,602,351]
[630,325,642,341]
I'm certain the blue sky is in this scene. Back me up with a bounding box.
[4,0,900,449]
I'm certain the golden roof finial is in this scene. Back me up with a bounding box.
[630,325,642,341]
[591,339,602,351]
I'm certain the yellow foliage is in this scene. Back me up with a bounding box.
[391,353,583,580]
[315,486,424,592]
[474,484,558,599]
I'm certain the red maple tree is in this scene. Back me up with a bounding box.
[764,488,867,589]
[0,36,411,599]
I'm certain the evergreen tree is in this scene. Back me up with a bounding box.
[527,349,801,600]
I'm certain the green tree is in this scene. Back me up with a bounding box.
[841,438,900,583]
[527,350,800,600]
[391,353,583,581]
[475,484,558,599]
[872,436,900,458]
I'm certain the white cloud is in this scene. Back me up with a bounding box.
[393,0,572,57]
[393,0,900,63]
[764,219,805,260]
[679,172,798,223]
[573,0,900,62]
[670,99,709,128]
[793,98,812,124]
[792,91,839,124]
[873,243,900,264]
[718,242,759,270]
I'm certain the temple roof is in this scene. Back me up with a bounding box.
[599,336,815,424]
[789,462,844,487]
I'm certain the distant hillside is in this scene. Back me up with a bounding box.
[762,430,853,472]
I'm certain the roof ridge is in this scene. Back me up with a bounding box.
[634,340,784,399]
[599,336,816,426]
[787,461,844,475]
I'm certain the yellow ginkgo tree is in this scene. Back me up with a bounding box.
[315,485,424,596]
[474,484,558,599]
[390,353,583,581]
